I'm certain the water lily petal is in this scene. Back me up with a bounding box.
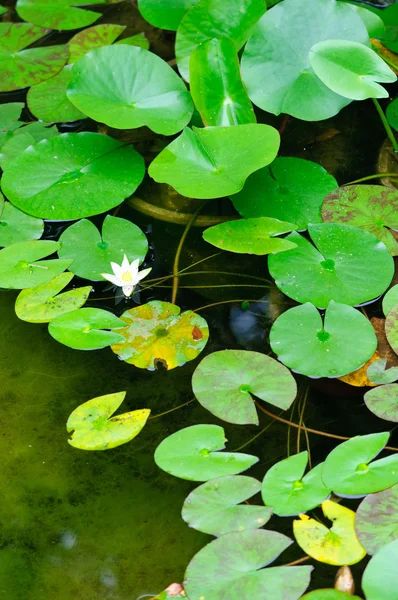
[122,284,135,297]
[110,261,124,279]
[101,272,122,287]
[137,267,152,282]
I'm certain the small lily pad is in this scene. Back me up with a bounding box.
[321,185,398,255]
[385,303,398,355]
[383,285,398,317]
[364,384,398,422]
[322,432,398,496]
[261,452,331,517]
[154,424,258,481]
[268,223,394,308]
[192,349,297,425]
[232,157,338,230]
[362,538,398,600]
[16,0,122,31]
[0,200,44,247]
[48,307,125,350]
[0,121,59,170]
[367,360,398,385]
[202,218,298,255]
[182,475,272,536]
[355,483,398,555]
[184,529,313,600]
[270,301,377,379]
[15,272,91,323]
[58,216,148,281]
[67,391,150,451]
[293,500,366,565]
[111,301,209,370]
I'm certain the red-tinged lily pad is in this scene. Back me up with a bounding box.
[355,483,398,555]
[385,302,398,355]
[364,383,398,422]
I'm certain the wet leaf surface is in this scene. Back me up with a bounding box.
[0,198,44,247]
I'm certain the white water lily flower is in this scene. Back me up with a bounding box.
[101,255,152,298]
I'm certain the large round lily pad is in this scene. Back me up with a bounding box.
[111,301,209,370]
[268,223,394,308]
[67,391,150,451]
[58,216,148,281]
[192,349,297,425]
[322,432,398,497]
[364,384,398,422]
[184,529,313,600]
[16,0,122,31]
[67,45,194,135]
[0,199,44,247]
[148,124,280,199]
[0,23,69,92]
[261,451,330,517]
[322,185,398,255]
[241,0,368,121]
[362,538,398,600]
[182,475,272,536]
[154,424,258,481]
[270,301,377,379]
[48,307,125,350]
[355,483,398,555]
[1,133,145,220]
[232,157,338,230]
[385,303,398,355]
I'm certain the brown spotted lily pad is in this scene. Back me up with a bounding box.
[386,302,398,355]
[322,185,398,255]
[111,300,209,370]
[355,483,398,555]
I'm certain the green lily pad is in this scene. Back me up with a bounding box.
[0,102,24,146]
[387,98,398,132]
[241,0,368,121]
[322,185,398,255]
[362,538,398,600]
[0,240,72,289]
[269,301,377,379]
[68,23,129,63]
[154,424,259,481]
[111,301,209,370]
[67,45,194,135]
[184,529,313,600]
[0,6,7,15]
[383,285,398,317]
[0,200,44,247]
[301,591,361,600]
[261,452,331,517]
[355,483,398,555]
[67,391,150,451]
[48,307,124,350]
[364,383,398,422]
[148,124,280,199]
[182,475,272,536]
[58,216,148,281]
[16,0,122,31]
[0,121,60,171]
[1,132,145,220]
[190,37,256,127]
[366,360,398,386]
[202,218,298,255]
[15,272,91,323]
[385,303,398,355]
[232,157,338,231]
[310,40,396,101]
[322,432,398,497]
[138,0,198,30]
[0,23,69,92]
[175,0,266,82]
[347,3,386,38]
[268,223,394,308]
[192,349,297,425]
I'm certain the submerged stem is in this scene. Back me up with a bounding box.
[343,172,398,185]
[149,398,196,420]
[372,98,398,153]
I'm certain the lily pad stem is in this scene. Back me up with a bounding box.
[343,172,398,185]
[149,398,196,420]
[372,98,398,153]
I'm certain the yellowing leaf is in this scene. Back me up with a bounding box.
[293,500,366,565]
[339,350,380,387]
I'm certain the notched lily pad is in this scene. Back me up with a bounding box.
[49,307,125,350]
[67,391,150,451]
[367,359,398,385]
[364,383,398,422]
[355,483,398,555]
[111,300,209,371]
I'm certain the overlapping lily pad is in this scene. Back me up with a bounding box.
[241,0,368,121]
[366,360,398,386]
[322,432,398,496]
[232,157,338,230]
[16,0,122,31]
[154,424,258,481]
[58,216,148,281]
[321,185,398,255]
[0,198,44,247]
[192,349,297,425]
[175,0,266,82]
[67,45,194,135]
[364,384,398,422]
[0,103,24,146]
[269,301,377,379]
[48,307,124,350]
[190,37,256,127]
[0,121,59,171]
[261,452,330,516]
[182,475,272,536]
[148,124,280,199]
[202,218,298,255]
[15,272,91,323]
[268,223,394,307]
[111,301,209,370]
[67,23,148,63]
[355,483,398,555]
[362,538,398,600]
[0,23,69,92]
[138,0,198,30]
[386,303,398,355]
[387,98,398,132]
[1,133,145,220]
[383,285,398,317]
[184,529,313,600]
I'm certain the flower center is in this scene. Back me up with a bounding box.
[121,271,133,283]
